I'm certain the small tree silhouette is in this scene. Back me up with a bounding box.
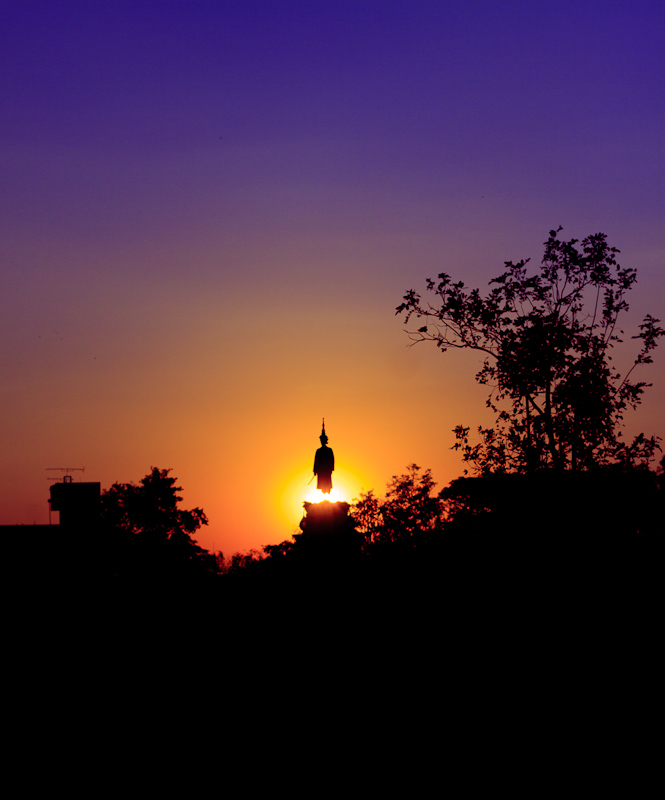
[352,465,442,546]
[101,467,214,578]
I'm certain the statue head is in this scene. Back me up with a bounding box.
[319,418,329,445]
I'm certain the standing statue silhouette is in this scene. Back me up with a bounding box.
[313,419,335,494]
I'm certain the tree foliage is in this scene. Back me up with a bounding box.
[352,464,442,547]
[101,467,214,575]
[397,228,664,472]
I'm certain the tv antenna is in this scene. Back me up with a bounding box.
[46,467,85,483]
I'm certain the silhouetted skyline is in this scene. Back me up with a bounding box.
[1,1,663,553]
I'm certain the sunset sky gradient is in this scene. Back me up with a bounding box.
[2,0,663,554]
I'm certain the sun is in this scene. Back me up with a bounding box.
[277,467,362,534]
[305,486,345,504]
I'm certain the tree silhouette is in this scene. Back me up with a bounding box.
[382,464,441,542]
[397,228,663,472]
[352,489,383,549]
[101,467,215,578]
[353,465,442,547]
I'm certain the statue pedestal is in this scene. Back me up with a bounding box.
[298,501,351,538]
[293,501,361,574]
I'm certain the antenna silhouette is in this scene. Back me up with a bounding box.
[46,467,85,483]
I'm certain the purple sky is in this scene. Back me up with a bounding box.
[1,1,663,553]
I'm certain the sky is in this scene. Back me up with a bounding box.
[1,0,663,555]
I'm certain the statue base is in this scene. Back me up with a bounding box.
[298,501,352,538]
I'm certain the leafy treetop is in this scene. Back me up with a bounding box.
[396,228,663,472]
[100,467,212,576]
